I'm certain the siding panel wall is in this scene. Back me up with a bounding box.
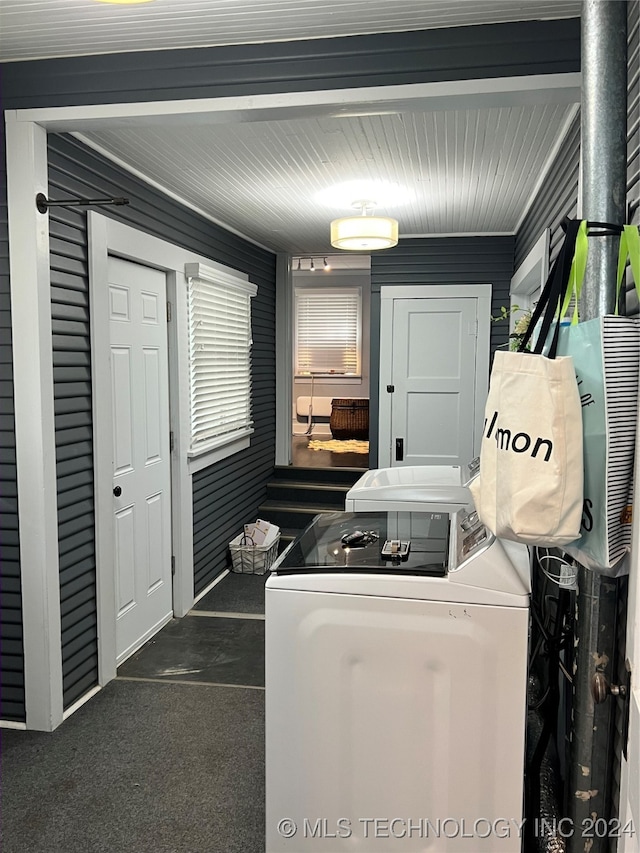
[48,186,98,709]
[516,2,639,303]
[47,133,275,705]
[369,236,515,467]
[514,113,580,272]
[2,20,580,110]
[0,126,25,723]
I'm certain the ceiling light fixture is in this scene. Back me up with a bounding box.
[296,258,301,271]
[323,258,331,271]
[310,259,316,272]
[330,201,398,251]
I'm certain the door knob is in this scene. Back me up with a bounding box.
[113,486,122,497]
[592,671,627,703]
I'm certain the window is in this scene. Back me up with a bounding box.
[295,287,361,376]
[185,263,257,455]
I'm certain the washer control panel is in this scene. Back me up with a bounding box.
[454,507,493,567]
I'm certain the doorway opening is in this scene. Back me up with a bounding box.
[290,254,371,471]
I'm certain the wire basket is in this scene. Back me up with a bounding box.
[229,532,281,575]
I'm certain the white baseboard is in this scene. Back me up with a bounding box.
[292,424,332,437]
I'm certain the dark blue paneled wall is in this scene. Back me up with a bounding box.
[2,20,580,109]
[47,133,276,707]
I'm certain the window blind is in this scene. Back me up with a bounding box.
[295,288,361,375]
[187,276,254,449]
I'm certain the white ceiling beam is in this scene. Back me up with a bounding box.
[15,74,580,132]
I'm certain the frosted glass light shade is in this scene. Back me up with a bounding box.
[330,215,398,250]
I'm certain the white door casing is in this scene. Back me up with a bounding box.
[618,382,640,852]
[108,257,173,663]
[378,286,491,469]
[509,228,549,332]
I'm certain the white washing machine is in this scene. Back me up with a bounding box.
[344,460,479,514]
[266,507,530,853]
[344,461,530,578]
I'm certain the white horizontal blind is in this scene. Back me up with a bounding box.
[295,287,361,375]
[188,276,253,448]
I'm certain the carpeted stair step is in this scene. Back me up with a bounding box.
[277,527,303,554]
[257,499,342,531]
[266,479,350,508]
[273,465,364,487]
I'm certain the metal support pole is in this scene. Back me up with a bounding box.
[579,0,627,321]
[568,572,619,852]
[568,3,627,851]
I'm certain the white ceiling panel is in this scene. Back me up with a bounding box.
[80,102,573,253]
[0,0,581,62]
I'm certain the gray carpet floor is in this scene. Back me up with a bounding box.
[193,572,267,615]
[1,574,266,853]
[118,615,265,687]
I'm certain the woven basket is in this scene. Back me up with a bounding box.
[330,398,369,440]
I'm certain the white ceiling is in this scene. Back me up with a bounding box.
[2,0,583,256]
[80,101,576,254]
[0,0,581,62]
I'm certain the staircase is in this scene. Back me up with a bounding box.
[258,466,366,552]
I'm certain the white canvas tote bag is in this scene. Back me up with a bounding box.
[469,350,583,545]
[470,219,584,546]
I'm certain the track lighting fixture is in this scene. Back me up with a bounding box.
[293,257,334,273]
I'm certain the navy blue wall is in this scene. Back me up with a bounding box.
[2,20,580,109]
[47,133,276,707]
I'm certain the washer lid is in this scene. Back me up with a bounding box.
[348,465,463,491]
[274,510,451,577]
[345,465,473,506]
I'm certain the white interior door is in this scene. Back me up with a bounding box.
[380,294,483,467]
[108,256,173,664]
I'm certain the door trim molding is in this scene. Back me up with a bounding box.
[88,213,118,685]
[510,229,549,329]
[378,284,492,468]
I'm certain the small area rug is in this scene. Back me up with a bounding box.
[308,439,369,454]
